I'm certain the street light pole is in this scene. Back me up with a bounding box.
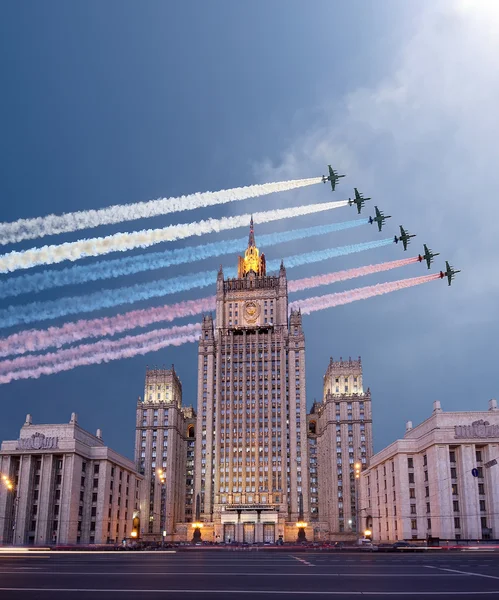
[1,472,17,545]
[354,462,361,537]
[157,469,167,547]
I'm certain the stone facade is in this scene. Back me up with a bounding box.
[194,221,309,543]
[0,413,142,546]
[313,357,373,538]
[134,366,194,541]
[359,399,499,542]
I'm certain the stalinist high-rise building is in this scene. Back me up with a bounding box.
[194,219,309,543]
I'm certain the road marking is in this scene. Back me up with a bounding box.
[291,556,314,566]
[1,587,499,595]
[0,571,469,577]
[426,565,499,580]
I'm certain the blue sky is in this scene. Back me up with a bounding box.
[1,1,498,458]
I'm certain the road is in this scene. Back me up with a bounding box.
[0,550,499,599]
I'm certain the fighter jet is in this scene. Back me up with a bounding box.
[418,244,440,269]
[439,261,461,286]
[322,164,345,191]
[394,225,416,251]
[369,206,391,232]
[348,188,371,214]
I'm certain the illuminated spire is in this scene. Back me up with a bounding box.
[237,217,266,278]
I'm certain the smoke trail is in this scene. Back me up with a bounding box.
[288,257,419,293]
[0,256,416,358]
[0,274,439,383]
[0,323,201,375]
[0,201,347,274]
[0,296,217,358]
[267,238,393,271]
[0,238,389,329]
[0,324,202,384]
[291,274,441,314]
[0,177,323,246]
[0,219,367,299]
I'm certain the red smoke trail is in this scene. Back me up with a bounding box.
[0,273,440,384]
[291,273,441,315]
[0,258,420,359]
[0,323,202,378]
[0,296,216,359]
[288,257,419,293]
[0,330,201,384]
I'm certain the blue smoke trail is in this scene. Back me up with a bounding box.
[0,238,392,329]
[0,219,367,300]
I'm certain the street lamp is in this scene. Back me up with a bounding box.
[1,472,17,544]
[354,462,361,536]
[157,469,167,546]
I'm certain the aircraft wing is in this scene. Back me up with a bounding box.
[375,206,382,219]
[423,244,429,255]
[330,179,336,191]
[354,187,361,200]
[399,226,406,237]
[377,220,382,232]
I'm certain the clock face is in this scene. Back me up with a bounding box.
[244,301,260,324]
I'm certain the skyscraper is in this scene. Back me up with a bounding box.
[135,366,190,541]
[194,219,309,543]
[316,357,373,537]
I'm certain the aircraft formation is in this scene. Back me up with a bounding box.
[322,164,460,286]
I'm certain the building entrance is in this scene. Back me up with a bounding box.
[263,523,275,543]
[223,523,235,543]
[243,522,255,544]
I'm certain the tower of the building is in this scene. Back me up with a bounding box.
[134,366,190,541]
[315,357,373,538]
[194,220,309,543]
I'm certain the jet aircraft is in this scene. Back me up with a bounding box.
[322,164,345,191]
[394,225,416,251]
[439,261,461,286]
[369,206,391,232]
[348,188,371,214]
[418,244,440,269]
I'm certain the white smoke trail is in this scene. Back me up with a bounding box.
[0,201,347,274]
[0,323,202,375]
[0,177,323,245]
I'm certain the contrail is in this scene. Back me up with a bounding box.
[0,257,417,358]
[0,201,347,274]
[288,256,419,293]
[0,273,439,384]
[0,324,202,384]
[291,273,441,314]
[0,297,215,359]
[0,177,323,245]
[0,238,391,329]
[0,219,367,299]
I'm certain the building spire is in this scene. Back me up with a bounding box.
[237,216,266,278]
[248,215,255,248]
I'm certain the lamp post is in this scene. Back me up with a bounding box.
[354,462,361,537]
[1,473,17,544]
[192,493,202,543]
[157,469,167,547]
[296,492,307,543]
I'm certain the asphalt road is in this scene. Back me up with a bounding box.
[1,550,499,599]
